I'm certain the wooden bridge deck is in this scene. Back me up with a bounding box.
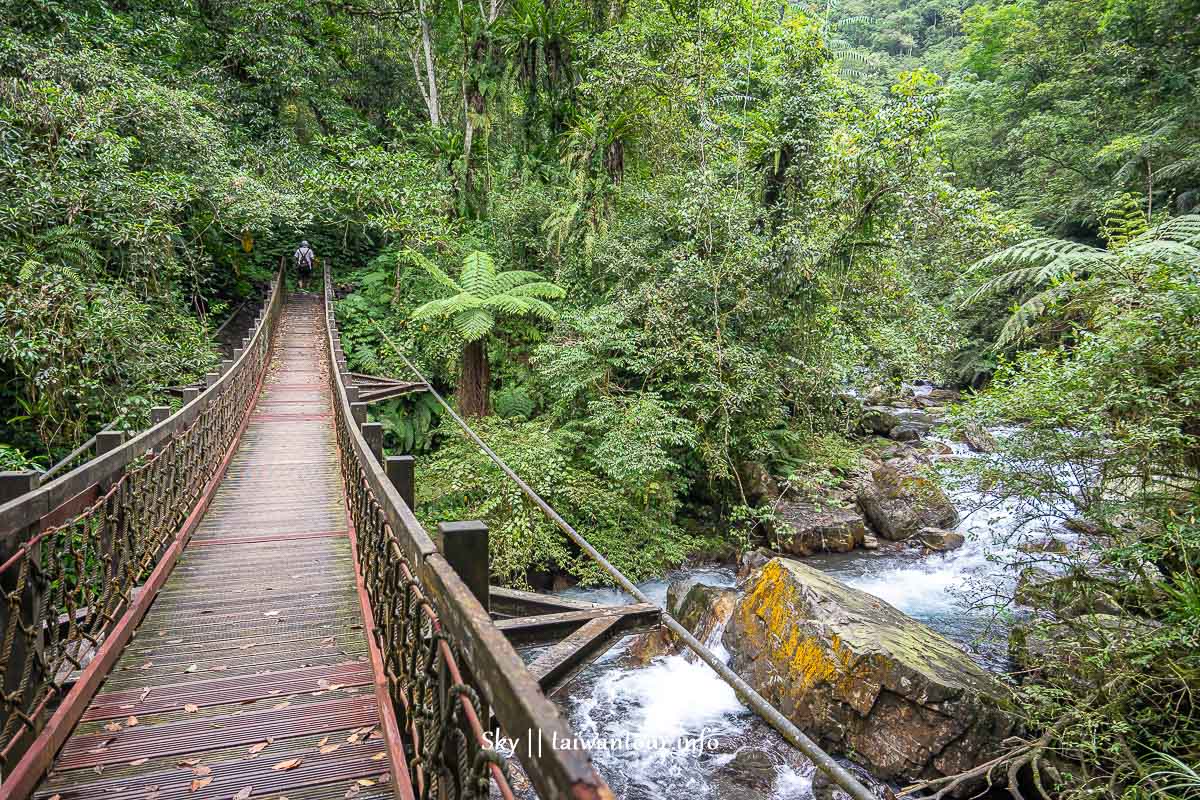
[35,295,395,800]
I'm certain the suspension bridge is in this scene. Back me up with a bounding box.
[0,264,876,800]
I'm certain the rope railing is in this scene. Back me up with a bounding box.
[0,267,285,791]
[321,265,613,800]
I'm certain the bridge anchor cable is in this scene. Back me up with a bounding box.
[371,322,879,800]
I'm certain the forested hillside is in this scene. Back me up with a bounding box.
[2,0,1198,796]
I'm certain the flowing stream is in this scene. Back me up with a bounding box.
[540,432,1066,799]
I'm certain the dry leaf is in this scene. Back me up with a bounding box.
[356,779,375,787]
[126,716,139,727]
[271,702,290,711]
[317,736,329,747]
[141,661,154,670]
[139,687,151,702]
[193,765,213,776]
[370,753,386,762]
[263,610,281,617]
[233,787,253,799]
[190,777,213,792]
[343,786,360,799]
[210,665,228,672]
[238,644,255,650]
[346,734,361,744]
[248,740,272,754]
[319,744,340,755]
[177,758,201,767]
[183,704,200,713]
[129,757,149,766]
[184,664,198,673]
[272,758,302,772]
[104,722,122,733]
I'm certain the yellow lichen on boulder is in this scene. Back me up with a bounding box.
[723,557,1012,789]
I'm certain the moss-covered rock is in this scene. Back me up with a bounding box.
[723,558,1012,787]
[856,464,958,540]
[771,499,866,556]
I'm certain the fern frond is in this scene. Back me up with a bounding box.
[493,269,547,293]
[1121,239,1200,266]
[453,308,496,341]
[405,249,462,294]
[1130,214,1200,247]
[505,281,567,300]
[995,284,1071,347]
[412,294,480,321]
[460,250,497,298]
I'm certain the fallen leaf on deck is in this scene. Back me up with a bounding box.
[183,704,200,713]
[356,779,375,787]
[192,765,212,776]
[272,758,302,772]
[183,664,198,673]
[271,702,290,711]
[248,740,272,754]
[189,777,212,792]
[233,787,253,799]
[263,610,281,617]
[176,758,201,767]
[126,716,139,727]
[129,757,149,766]
[319,744,340,755]
[104,722,122,733]
[370,753,386,761]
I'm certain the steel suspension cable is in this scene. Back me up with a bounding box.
[370,322,879,800]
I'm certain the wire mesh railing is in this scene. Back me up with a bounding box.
[321,265,613,800]
[0,269,284,790]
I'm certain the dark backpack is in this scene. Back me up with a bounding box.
[295,247,314,269]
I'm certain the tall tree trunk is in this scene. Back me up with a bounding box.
[459,339,491,417]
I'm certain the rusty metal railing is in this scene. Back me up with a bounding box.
[321,266,613,800]
[0,268,285,794]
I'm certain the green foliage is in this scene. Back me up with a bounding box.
[417,417,695,586]
[953,214,1200,798]
[409,249,566,342]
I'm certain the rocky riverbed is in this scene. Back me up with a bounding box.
[528,384,1077,799]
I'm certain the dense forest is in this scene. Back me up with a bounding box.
[1,0,1198,797]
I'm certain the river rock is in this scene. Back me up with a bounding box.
[1014,568,1122,618]
[889,422,925,441]
[738,546,775,578]
[772,499,866,556]
[919,527,965,551]
[962,423,996,454]
[856,464,958,541]
[712,749,777,798]
[629,580,737,663]
[861,406,902,436]
[724,558,1012,785]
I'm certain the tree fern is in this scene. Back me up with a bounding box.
[965,213,1200,347]
[409,249,566,342]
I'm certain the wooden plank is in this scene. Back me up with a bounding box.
[19,295,408,800]
[489,586,605,617]
[527,616,625,697]
[493,604,660,647]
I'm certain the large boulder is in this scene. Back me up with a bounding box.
[723,558,1012,786]
[962,423,997,454]
[860,406,902,436]
[772,499,866,556]
[856,464,958,541]
[919,527,965,551]
[629,580,737,663]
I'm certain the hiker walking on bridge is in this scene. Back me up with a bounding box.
[293,239,316,291]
